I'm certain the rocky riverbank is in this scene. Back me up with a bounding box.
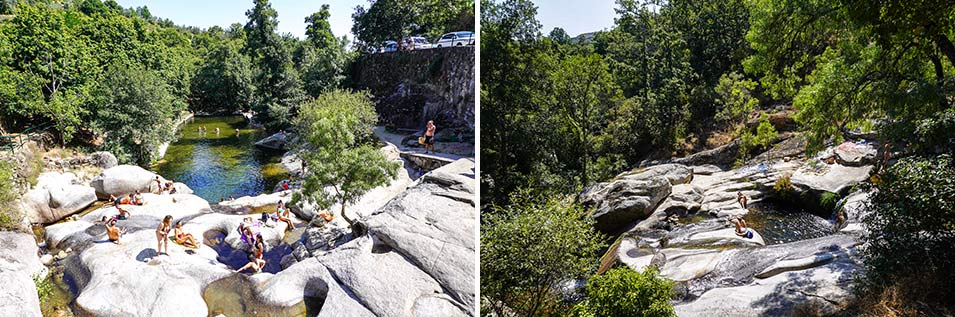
[585,138,878,315]
[2,141,475,316]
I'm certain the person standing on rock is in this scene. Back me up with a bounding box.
[737,192,748,210]
[424,120,436,154]
[154,176,162,193]
[156,215,173,255]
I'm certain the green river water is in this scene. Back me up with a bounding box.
[153,116,289,203]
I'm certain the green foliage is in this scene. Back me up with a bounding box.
[746,0,955,153]
[738,113,778,162]
[244,0,305,131]
[0,160,19,231]
[572,267,676,317]
[481,193,605,317]
[861,155,955,307]
[351,0,474,52]
[773,173,795,201]
[190,42,255,114]
[299,4,349,98]
[715,72,759,123]
[33,273,53,304]
[295,90,399,228]
[93,64,181,165]
[820,192,838,212]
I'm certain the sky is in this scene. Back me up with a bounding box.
[530,0,616,37]
[114,0,365,40]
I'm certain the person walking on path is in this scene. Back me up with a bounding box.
[424,120,436,154]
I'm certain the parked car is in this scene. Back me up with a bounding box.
[434,31,474,48]
[401,36,432,50]
[379,40,398,53]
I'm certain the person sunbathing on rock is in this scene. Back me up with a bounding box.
[737,192,748,210]
[156,215,173,255]
[238,217,258,246]
[133,190,145,205]
[237,234,266,273]
[275,200,294,231]
[106,218,126,244]
[174,222,198,248]
[733,217,754,239]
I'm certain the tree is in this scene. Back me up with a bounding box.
[861,155,955,313]
[300,5,348,97]
[295,90,400,233]
[746,0,955,152]
[548,27,570,44]
[92,64,181,166]
[244,0,305,130]
[190,42,255,113]
[572,267,675,317]
[481,193,605,316]
[351,0,474,52]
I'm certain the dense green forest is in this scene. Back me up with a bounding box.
[0,0,473,165]
[481,0,955,315]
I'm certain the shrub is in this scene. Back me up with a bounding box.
[819,192,839,212]
[737,113,778,164]
[858,155,955,314]
[0,160,21,231]
[573,267,675,317]
[773,173,795,201]
[481,193,605,317]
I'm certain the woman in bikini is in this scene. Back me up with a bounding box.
[275,200,294,231]
[173,222,198,248]
[237,234,266,273]
[156,215,172,255]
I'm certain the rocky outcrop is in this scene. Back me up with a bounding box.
[366,158,476,312]
[254,132,289,151]
[0,231,46,317]
[581,164,692,232]
[90,165,168,199]
[790,164,872,195]
[833,141,877,166]
[21,172,96,224]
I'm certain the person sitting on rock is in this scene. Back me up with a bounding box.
[173,222,198,248]
[106,218,126,244]
[733,217,754,239]
[156,215,173,255]
[737,192,748,210]
[113,200,131,220]
[275,200,294,231]
[237,234,266,273]
[238,217,258,246]
[132,190,145,205]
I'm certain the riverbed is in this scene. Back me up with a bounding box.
[153,116,289,203]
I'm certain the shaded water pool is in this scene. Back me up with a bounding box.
[743,202,835,244]
[153,116,289,203]
[202,274,323,317]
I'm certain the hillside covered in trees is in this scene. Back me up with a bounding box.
[481,0,955,315]
[0,0,473,166]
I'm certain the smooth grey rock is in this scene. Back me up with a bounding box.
[90,151,118,169]
[366,159,476,313]
[254,132,288,150]
[90,165,166,199]
[317,238,467,317]
[833,142,877,166]
[589,177,672,232]
[790,164,872,195]
[21,172,97,224]
[0,270,41,317]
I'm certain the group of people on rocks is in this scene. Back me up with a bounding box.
[154,176,179,194]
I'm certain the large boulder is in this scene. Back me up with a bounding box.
[89,151,118,169]
[366,159,476,312]
[790,164,872,195]
[833,141,877,166]
[254,132,288,151]
[256,258,375,316]
[21,172,97,224]
[90,165,165,199]
[0,232,47,317]
[317,238,470,317]
[584,177,672,233]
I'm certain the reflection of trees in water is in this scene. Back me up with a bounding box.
[154,116,289,203]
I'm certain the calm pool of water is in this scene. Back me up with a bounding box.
[743,202,835,245]
[153,116,289,203]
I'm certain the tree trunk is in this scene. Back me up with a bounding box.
[935,33,955,68]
